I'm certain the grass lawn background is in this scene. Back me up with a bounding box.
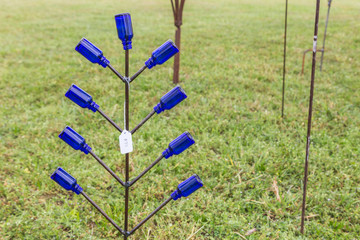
[0,0,359,239]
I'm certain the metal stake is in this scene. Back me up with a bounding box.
[124,49,130,240]
[320,0,333,71]
[81,191,126,236]
[300,0,320,234]
[281,0,288,118]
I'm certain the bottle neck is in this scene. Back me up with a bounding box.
[81,144,92,155]
[162,148,173,159]
[89,101,99,112]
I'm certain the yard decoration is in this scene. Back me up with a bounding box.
[51,13,203,239]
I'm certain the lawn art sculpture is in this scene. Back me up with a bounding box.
[50,13,203,239]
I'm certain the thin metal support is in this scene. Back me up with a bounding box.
[281,0,288,118]
[108,64,127,83]
[301,0,320,234]
[320,0,333,71]
[129,197,172,236]
[129,155,164,187]
[131,110,156,134]
[124,49,130,240]
[97,108,123,133]
[130,65,147,83]
[81,191,126,236]
[89,150,125,187]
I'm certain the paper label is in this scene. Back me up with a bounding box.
[119,130,133,154]
[313,36,318,53]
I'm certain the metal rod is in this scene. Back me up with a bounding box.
[301,0,320,234]
[129,155,164,187]
[130,65,147,83]
[124,49,130,240]
[129,197,172,236]
[320,0,332,71]
[81,191,126,236]
[108,63,126,83]
[97,108,123,133]
[89,150,125,187]
[131,110,156,134]
[281,0,288,118]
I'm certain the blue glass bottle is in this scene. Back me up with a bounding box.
[75,38,110,68]
[162,132,195,159]
[145,40,179,69]
[59,126,92,154]
[154,86,187,114]
[51,167,83,195]
[115,13,133,50]
[65,84,99,112]
[171,174,203,200]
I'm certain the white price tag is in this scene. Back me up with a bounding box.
[119,130,133,154]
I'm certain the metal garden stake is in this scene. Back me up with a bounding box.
[281,0,288,118]
[300,0,320,234]
[51,13,203,239]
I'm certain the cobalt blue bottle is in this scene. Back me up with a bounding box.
[59,126,92,154]
[171,174,203,200]
[115,13,133,50]
[65,84,99,112]
[75,38,110,68]
[154,86,187,114]
[162,132,195,159]
[145,40,179,69]
[51,167,83,195]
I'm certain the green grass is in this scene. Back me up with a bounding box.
[1,0,359,239]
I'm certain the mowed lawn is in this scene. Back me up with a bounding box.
[0,0,359,239]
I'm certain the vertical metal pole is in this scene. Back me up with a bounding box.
[300,0,320,234]
[281,0,288,118]
[124,49,130,239]
[320,0,332,71]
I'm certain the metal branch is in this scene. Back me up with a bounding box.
[129,197,172,236]
[130,109,156,134]
[301,0,321,234]
[97,108,123,133]
[89,151,125,187]
[81,192,126,236]
[130,65,147,83]
[129,155,164,187]
[108,64,126,83]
